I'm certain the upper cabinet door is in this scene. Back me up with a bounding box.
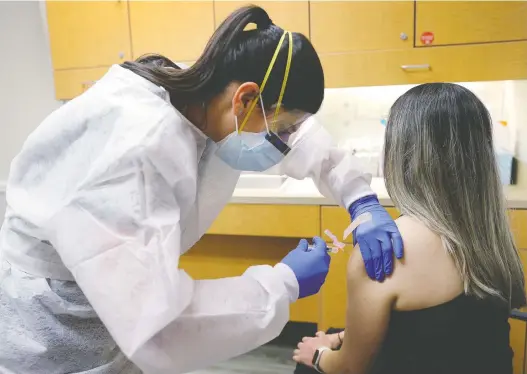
[415,1,527,47]
[310,1,414,54]
[214,1,309,37]
[46,1,131,70]
[129,1,214,62]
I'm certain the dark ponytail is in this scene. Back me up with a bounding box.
[122,5,324,114]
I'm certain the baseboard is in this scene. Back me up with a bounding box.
[269,322,318,347]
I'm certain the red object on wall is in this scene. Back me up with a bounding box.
[420,32,435,45]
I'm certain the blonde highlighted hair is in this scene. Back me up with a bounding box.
[384,83,525,309]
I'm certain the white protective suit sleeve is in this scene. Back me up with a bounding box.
[44,122,299,374]
[277,117,374,209]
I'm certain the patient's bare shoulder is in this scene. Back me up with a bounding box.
[391,216,464,310]
[346,215,463,311]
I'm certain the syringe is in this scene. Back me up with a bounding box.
[307,212,373,254]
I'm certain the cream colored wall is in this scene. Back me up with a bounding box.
[0,1,60,181]
[0,2,59,225]
[315,80,527,185]
[0,189,5,225]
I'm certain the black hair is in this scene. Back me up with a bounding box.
[121,5,324,115]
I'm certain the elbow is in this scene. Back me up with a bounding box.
[255,302,290,344]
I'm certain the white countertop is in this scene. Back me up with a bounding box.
[1,179,526,209]
[231,177,527,209]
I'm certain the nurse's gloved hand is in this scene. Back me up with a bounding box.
[280,237,331,299]
[349,195,404,282]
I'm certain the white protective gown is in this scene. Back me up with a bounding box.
[0,64,373,374]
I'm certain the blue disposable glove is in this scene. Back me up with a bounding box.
[349,195,404,282]
[280,237,331,299]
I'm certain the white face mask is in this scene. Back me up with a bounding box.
[215,95,290,172]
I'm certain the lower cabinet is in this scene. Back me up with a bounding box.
[510,249,527,374]
[321,41,527,88]
[179,234,319,323]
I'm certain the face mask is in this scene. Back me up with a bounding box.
[215,96,289,172]
[215,30,295,172]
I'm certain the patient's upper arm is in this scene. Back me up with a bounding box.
[338,247,397,374]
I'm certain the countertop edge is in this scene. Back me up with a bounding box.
[1,180,525,209]
[230,195,396,207]
[230,195,527,209]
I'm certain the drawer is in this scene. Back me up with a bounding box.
[510,249,527,374]
[510,210,527,249]
[180,234,319,323]
[207,204,320,238]
[320,41,527,88]
[53,67,109,100]
[321,206,400,244]
[510,317,525,374]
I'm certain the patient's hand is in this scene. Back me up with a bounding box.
[293,331,338,367]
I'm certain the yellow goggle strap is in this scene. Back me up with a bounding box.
[238,30,293,133]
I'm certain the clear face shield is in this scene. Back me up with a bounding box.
[236,31,312,160]
[257,102,313,158]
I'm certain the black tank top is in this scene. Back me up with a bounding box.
[370,294,513,374]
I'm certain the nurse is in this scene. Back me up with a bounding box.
[0,5,403,374]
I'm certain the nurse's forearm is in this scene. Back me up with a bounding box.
[131,264,296,374]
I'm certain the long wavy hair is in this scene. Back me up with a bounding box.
[384,83,526,309]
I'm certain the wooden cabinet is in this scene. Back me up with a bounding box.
[46,1,131,70]
[180,234,319,323]
[128,1,215,62]
[509,211,527,374]
[53,68,109,100]
[214,1,309,37]
[510,210,527,249]
[207,204,320,238]
[321,41,527,88]
[415,1,527,47]
[45,0,527,96]
[510,248,527,374]
[310,1,414,54]
[311,0,527,88]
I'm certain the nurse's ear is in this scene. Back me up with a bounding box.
[232,82,260,115]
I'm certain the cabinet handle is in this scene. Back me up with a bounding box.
[81,81,96,91]
[401,64,431,71]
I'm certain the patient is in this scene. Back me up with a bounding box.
[293,83,526,374]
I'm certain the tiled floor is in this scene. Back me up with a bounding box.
[188,344,296,374]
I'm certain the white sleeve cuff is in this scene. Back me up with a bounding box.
[273,263,299,303]
[342,175,375,210]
